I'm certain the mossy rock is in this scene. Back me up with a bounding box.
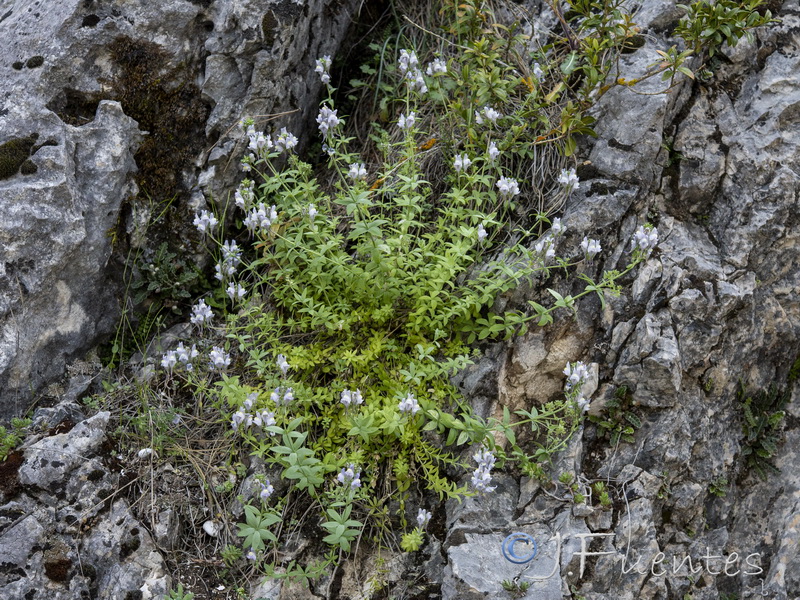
[0,134,39,180]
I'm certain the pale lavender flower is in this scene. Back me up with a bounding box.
[533,62,544,80]
[406,68,427,94]
[477,224,488,242]
[471,446,496,493]
[563,361,589,391]
[558,167,580,192]
[193,210,218,234]
[275,128,298,152]
[315,55,332,84]
[398,49,419,75]
[316,105,340,139]
[307,204,318,222]
[426,58,447,76]
[276,354,290,376]
[246,549,257,561]
[580,237,602,262]
[496,177,520,198]
[231,410,247,431]
[209,346,231,371]
[576,395,591,413]
[488,141,500,162]
[551,217,565,237]
[337,464,362,489]
[398,111,416,130]
[190,299,213,326]
[398,393,420,415]
[259,480,275,501]
[454,153,471,172]
[226,282,247,301]
[161,350,178,371]
[631,225,659,258]
[416,508,432,528]
[348,163,367,181]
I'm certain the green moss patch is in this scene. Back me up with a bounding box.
[0,134,39,180]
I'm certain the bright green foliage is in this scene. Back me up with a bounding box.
[400,528,425,552]
[0,418,31,461]
[739,385,787,480]
[236,504,281,552]
[708,476,729,497]
[320,505,363,552]
[165,583,194,600]
[675,0,775,57]
[132,241,200,307]
[593,481,613,508]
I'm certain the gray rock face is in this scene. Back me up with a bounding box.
[0,0,360,419]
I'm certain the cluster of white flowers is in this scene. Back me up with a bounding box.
[246,125,273,158]
[226,282,247,301]
[259,479,275,501]
[190,299,213,327]
[454,153,471,172]
[488,141,500,162]
[564,361,589,392]
[275,128,298,153]
[426,58,447,76]
[337,464,362,489]
[270,386,294,406]
[416,508,432,528]
[398,392,420,415]
[557,167,580,192]
[496,177,520,198]
[215,240,242,282]
[234,179,255,211]
[475,106,502,125]
[316,105,340,139]
[193,209,218,235]
[348,162,367,181]
[161,342,200,372]
[315,55,332,84]
[631,224,659,258]
[534,217,566,262]
[231,402,276,435]
[209,346,231,371]
[340,389,364,407]
[471,446,496,493]
[580,236,602,262]
[243,203,278,237]
[398,49,427,94]
[398,111,416,131]
[276,354,290,376]
[398,49,419,74]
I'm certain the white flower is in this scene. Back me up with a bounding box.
[551,217,565,236]
[259,480,275,501]
[246,549,257,561]
[138,448,155,459]
[416,508,432,528]
[226,282,247,301]
[471,446,496,493]
[348,163,368,181]
[454,153,471,172]
[576,395,591,413]
[235,181,255,211]
[563,361,589,391]
[488,141,500,162]
[580,237,602,262]
[193,210,218,234]
[534,236,555,260]
[231,410,247,431]
[398,49,419,74]
[631,225,659,257]
[175,342,198,366]
[496,177,520,198]
[276,354,290,376]
[315,55,332,84]
[398,393,420,415]
[340,388,364,407]
[337,464,362,489]
[307,204,318,222]
[398,111,416,131]
[426,58,447,76]
[474,110,484,125]
[161,350,178,371]
[406,68,427,94]
[275,128,298,152]
[483,106,502,123]
[477,224,488,242]
[209,346,231,370]
[246,125,273,156]
[316,105,340,139]
[533,62,544,80]
[190,299,213,326]
[282,388,294,405]
[557,167,580,191]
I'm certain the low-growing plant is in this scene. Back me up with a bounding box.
[137,0,673,584]
[739,384,788,480]
[165,583,194,600]
[675,0,776,58]
[0,417,31,461]
[708,476,729,497]
[589,385,641,445]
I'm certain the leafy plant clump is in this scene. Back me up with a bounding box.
[122,0,679,586]
[0,418,32,461]
[589,385,642,445]
[739,384,788,480]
